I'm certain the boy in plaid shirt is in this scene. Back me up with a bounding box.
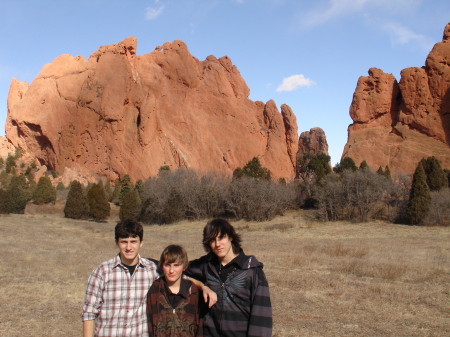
[82,220,159,337]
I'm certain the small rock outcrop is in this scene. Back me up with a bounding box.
[5,38,299,181]
[343,22,450,173]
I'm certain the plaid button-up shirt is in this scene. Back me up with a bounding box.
[82,254,159,337]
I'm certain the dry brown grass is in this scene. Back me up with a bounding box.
[0,209,449,336]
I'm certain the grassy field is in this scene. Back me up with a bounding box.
[0,205,449,336]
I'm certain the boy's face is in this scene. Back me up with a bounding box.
[116,235,143,266]
[210,233,234,262]
[162,260,184,286]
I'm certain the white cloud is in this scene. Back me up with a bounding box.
[276,74,316,92]
[382,22,432,50]
[145,5,164,20]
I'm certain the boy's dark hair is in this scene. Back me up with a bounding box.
[158,245,189,270]
[115,219,143,242]
[202,218,241,254]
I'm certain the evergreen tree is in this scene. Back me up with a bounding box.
[159,165,170,173]
[119,174,134,205]
[103,182,113,200]
[161,188,184,224]
[359,160,369,170]
[406,163,431,225]
[64,180,89,219]
[0,188,10,214]
[420,157,447,191]
[298,152,331,181]
[5,154,16,174]
[334,157,357,174]
[32,176,56,205]
[376,166,384,175]
[0,170,9,188]
[238,157,271,180]
[444,169,450,187]
[88,182,111,222]
[56,182,65,191]
[135,179,144,197]
[232,167,244,180]
[7,174,32,214]
[0,157,4,168]
[119,188,141,221]
[110,179,121,204]
[384,165,391,180]
[14,147,23,159]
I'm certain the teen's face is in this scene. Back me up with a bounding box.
[210,234,234,262]
[116,236,143,266]
[162,261,184,285]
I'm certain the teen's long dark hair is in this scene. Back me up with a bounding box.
[202,218,241,254]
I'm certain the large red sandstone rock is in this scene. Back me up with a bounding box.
[297,127,329,157]
[343,22,450,173]
[6,38,299,181]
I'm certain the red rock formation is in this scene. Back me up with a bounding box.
[0,136,15,160]
[5,38,298,181]
[343,23,450,173]
[297,127,329,157]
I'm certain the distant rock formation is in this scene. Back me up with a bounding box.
[297,127,329,157]
[5,38,299,181]
[343,22,450,173]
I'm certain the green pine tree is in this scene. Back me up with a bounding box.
[119,174,134,205]
[88,182,111,222]
[119,188,142,221]
[406,163,431,225]
[161,188,184,224]
[334,157,357,174]
[110,179,121,204]
[7,174,32,214]
[420,157,447,191]
[56,182,65,191]
[241,157,271,180]
[32,176,56,205]
[384,165,391,180]
[64,180,89,219]
[0,188,10,214]
[359,160,369,170]
[5,154,16,174]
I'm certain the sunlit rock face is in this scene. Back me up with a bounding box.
[343,22,450,173]
[5,37,299,181]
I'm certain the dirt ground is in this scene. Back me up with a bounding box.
[0,208,449,336]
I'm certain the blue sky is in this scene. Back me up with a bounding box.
[1,0,449,165]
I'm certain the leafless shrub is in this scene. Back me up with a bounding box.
[314,169,406,222]
[422,188,450,226]
[224,177,296,221]
[140,169,297,224]
[313,173,346,221]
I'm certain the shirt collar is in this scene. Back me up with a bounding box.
[162,277,191,299]
[210,250,246,268]
[112,253,146,268]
